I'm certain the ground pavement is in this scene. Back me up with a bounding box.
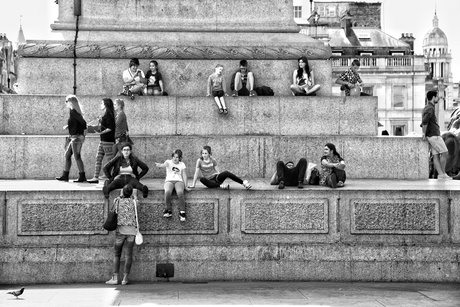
[1,281,459,306]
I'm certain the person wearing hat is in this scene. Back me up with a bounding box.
[270,158,307,189]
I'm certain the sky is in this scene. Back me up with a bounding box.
[0,0,459,81]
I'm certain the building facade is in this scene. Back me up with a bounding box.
[292,1,453,136]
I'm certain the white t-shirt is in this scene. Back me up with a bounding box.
[123,68,145,86]
[165,160,186,182]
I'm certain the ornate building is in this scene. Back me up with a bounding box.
[423,12,455,129]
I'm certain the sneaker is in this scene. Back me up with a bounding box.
[87,177,99,184]
[121,275,129,285]
[220,183,230,190]
[243,180,252,190]
[278,181,285,190]
[249,90,257,97]
[438,174,452,180]
[163,209,172,218]
[232,90,238,97]
[223,108,228,115]
[298,181,303,189]
[219,108,224,114]
[179,211,186,222]
[105,276,118,285]
[337,181,344,187]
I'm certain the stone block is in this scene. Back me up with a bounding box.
[1,95,375,136]
[0,135,429,179]
[18,199,106,235]
[52,0,299,33]
[339,190,449,244]
[241,198,329,234]
[16,58,332,97]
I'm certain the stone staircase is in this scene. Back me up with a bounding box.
[0,0,459,284]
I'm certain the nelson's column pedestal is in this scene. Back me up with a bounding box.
[1,0,458,284]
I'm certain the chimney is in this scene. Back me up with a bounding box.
[399,33,415,54]
[340,11,353,38]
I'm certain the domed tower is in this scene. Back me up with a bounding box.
[423,12,451,81]
[423,11,454,126]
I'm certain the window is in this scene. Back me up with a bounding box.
[392,85,406,108]
[362,86,374,96]
[316,5,326,17]
[327,6,336,17]
[294,6,302,18]
[393,125,406,136]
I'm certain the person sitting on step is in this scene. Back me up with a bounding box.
[144,60,167,96]
[270,158,307,189]
[231,60,257,97]
[102,143,149,199]
[290,56,321,96]
[155,149,191,222]
[206,64,229,115]
[120,58,146,97]
[188,145,252,190]
[319,143,346,188]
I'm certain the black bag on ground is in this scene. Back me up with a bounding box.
[254,86,274,96]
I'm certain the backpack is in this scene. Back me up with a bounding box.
[254,86,274,96]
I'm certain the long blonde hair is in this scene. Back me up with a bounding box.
[65,95,83,115]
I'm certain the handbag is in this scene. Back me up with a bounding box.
[133,198,143,245]
[103,198,118,231]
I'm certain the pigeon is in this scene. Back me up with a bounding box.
[7,287,24,299]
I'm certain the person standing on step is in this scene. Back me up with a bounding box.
[270,158,307,189]
[120,58,146,98]
[112,98,131,158]
[56,95,88,183]
[105,184,138,285]
[207,64,229,115]
[290,56,321,96]
[144,60,166,96]
[335,59,370,96]
[231,60,257,97]
[188,145,252,190]
[88,98,116,184]
[319,143,346,188]
[422,90,451,180]
[102,143,149,199]
[155,149,190,222]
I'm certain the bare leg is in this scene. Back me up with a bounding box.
[432,154,445,176]
[219,97,227,110]
[213,97,223,109]
[247,72,255,91]
[440,152,448,175]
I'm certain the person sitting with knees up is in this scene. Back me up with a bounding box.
[270,158,307,189]
[188,145,252,190]
[335,59,370,96]
[105,184,139,286]
[144,60,166,96]
[102,143,149,199]
[231,60,256,97]
[319,143,346,188]
[290,56,321,96]
[155,149,191,222]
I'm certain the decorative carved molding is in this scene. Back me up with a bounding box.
[18,200,106,235]
[241,199,329,234]
[351,199,439,234]
[18,43,331,60]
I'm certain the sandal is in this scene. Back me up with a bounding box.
[219,108,224,114]
[223,109,228,115]
[242,180,252,190]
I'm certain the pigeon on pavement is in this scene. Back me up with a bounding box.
[7,287,25,299]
